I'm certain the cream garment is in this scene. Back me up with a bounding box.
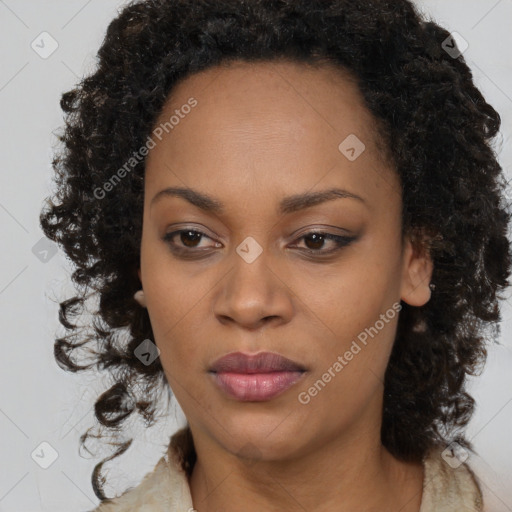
[90,427,483,512]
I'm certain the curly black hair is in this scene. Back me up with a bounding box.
[39,0,511,501]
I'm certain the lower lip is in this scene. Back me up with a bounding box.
[210,371,305,401]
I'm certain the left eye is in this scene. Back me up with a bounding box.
[162,229,356,256]
[292,231,356,254]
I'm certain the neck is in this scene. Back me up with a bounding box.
[187,418,424,512]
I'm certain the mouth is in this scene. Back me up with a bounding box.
[208,351,307,402]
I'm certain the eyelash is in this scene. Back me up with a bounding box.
[162,229,357,258]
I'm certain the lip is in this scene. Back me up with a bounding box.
[209,351,306,401]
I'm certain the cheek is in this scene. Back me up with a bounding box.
[293,248,399,340]
[145,284,207,371]
[295,305,399,433]
[140,251,209,370]
[292,252,401,399]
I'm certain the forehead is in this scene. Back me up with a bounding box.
[155,58,383,154]
[144,59,399,215]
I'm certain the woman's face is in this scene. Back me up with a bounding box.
[139,60,432,461]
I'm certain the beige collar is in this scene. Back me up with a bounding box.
[92,427,483,511]
[419,445,483,511]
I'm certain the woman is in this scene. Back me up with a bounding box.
[39,0,511,510]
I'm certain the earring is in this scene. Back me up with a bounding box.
[134,289,147,308]
[429,283,436,291]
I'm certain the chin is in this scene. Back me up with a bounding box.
[211,412,311,462]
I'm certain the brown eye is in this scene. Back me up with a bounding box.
[179,230,203,248]
[303,233,327,250]
[294,231,357,255]
[162,228,356,259]
[163,229,220,254]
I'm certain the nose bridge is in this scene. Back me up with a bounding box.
[214,234,293,327]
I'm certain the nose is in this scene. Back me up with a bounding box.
[212,244,294,331]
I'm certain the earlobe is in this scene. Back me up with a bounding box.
[134,289,147,308]
[400,237,434,307]
[135,269,147,308]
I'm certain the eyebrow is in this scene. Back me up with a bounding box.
[150,186,365,215]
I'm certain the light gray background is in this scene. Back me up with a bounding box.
[0,1,511,510]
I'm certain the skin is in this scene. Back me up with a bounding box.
[137,59,434,512]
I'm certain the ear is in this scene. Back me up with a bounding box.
[400,235,434,307]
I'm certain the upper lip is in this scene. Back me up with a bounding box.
[209,351,306,373]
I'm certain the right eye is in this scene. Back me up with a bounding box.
[162,229,222,255]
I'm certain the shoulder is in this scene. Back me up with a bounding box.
[88,457,172,512]
[420,445,483,512]
[87,454,193,512]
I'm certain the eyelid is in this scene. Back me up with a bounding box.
[162,225,357,256]
[162,228,219,250]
